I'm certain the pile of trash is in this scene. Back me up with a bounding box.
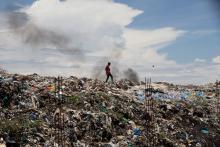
[0,70,220,147]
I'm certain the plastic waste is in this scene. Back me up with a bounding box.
[133,128,141,136]
[201,128,208,134]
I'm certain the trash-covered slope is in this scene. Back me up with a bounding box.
[0,71,220,147]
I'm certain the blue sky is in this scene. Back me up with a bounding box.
[0,0,219,84]
[0,0,219,63]
[0,0,34,11]
[116,0,220,63]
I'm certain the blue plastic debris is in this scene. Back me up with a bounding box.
[30,112,38,120]
[196,91,204,97]
[133,128,141,136]
[201,128,208,134]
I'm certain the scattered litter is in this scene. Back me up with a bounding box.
[0,70,219,146]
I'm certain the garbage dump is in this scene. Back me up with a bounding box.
[0,70,220,147]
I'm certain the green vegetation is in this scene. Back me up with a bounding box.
[67,95,80,104]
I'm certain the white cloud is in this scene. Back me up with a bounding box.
[212,56,220,64]
[123,28,185,50]
[120,28,185,68]
[22,0,142,53]
[0,0,218,84]
[195,58,206,63]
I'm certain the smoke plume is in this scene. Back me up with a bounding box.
[1,0,143,77]
[7,11,83,60]
[124,68,139,83]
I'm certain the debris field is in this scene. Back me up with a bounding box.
[0,70,220,147]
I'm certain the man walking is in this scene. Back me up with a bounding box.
[105,62,113,83]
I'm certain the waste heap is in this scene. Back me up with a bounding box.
[0,70,220,147]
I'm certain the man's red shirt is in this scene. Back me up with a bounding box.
[105,65,111,75]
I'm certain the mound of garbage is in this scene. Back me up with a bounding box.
[0,70,220,147]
